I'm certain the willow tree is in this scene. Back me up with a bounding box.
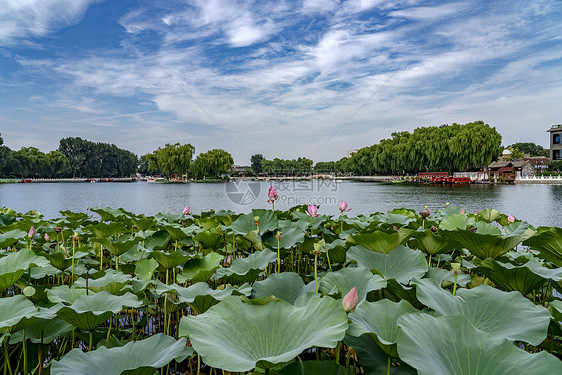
[146,143,195,178]
[190,149,233,179]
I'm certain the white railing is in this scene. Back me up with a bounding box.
[518,175,562,180]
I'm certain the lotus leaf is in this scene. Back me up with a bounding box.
[523,227,562,267]
[251,272,315,304]
[51,333,188,375]
[409,229,454,255]
[193,230,223,249]
[9,317,72,344]
[90,206,129,222]
[177,252,223,283]
[98,237,141,257]
[73,269,132,294]
[130,216,156,232]
[413,278,551,345]
[347,245,428,284]
[372,212,416,227]
[424,266,470,287]
[347,229,414,254]
[213,249,277,283]
[149,250,191,270]
[0,295,40,333]
[56,291,142,331]
[263,225,306,249]
[397,313,562,375]
[89,222,127,238]
[143,230,171,250]
[463,258,561,295]
[179,294,348,372]
[134,258,159,281]
[438,213,474,231]
[477,208,501,222]
[0,249,44,290]
[344,334,416,375]
[319,266,386,302]
[348,299,418,358]
[175,282,252,313]
[228,209,278,235]
[47,285,91,304]
[0,229,27,248]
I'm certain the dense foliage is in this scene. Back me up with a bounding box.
[0,204,560,374]
[145,143,195,178]
[510,142,550,158]
[316,121,503,175]
[190,149,234,179]
[261,157,314,175]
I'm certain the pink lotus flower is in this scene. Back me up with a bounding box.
[507,214,515,223]
[306,204,318,218]
[342,286,358,312]
[28,226,36,239]
[338,201,351,213]
[267,186,278,203]
[460,209,465,215]
[183,206,190,215]
[44,233,50,242]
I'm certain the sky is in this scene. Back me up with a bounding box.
[0,0,561,164]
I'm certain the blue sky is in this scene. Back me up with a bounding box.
[1,0,561,164]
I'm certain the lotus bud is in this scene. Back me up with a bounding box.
[507,214,515,223]
[44,233,50,242]
[446,202,450,207]
[476,209,480,214]
[183,206,190,215]
[28,226,36,239]
[254,216,260,226]
[54,226,62,233]
[450,262,461,275]
[342,286,358,312]
[276,231,282,241]
[267,186,278,203]
[226,255,233,265]
[306,205,318,218]
[460,209,465,215]
[392,225,399,231]
[72,232,79,242]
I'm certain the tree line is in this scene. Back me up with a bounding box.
[0,135,137,178]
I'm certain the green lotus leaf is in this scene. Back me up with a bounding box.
[463,258,561,295]
[179,294,348,372]
[0,214,16,226]
[409,229,454,255]
[263,225,306,249]
[344,334,416,375]
[347,245,428,284]
[397,313,562,375]
[143,230,171,250]
[523,227,562,267]
[8,317,72,344]
[228,209,278,235]
[98,237,141,257]
[175,282,251,313]
[73,269,132,294]
[163,224,189,242]
[372,213,416,227]
[319,266,386,302]
[56,291,142,331]
[149,250,191,270]
[177,252,223,283]
[0,249,44,290]
[323,239,348,264]
[251,272,314,304]
[347,229,414,254]
[477,208,501,223]
[424,266,471,287]
[47,285,91,304]
[0,229,27,248]
[438,213,474,231]
[274,361,351,375]
[444,222,535,260]
[549,300,562,321]
[51,333,188,375]
[413,278,551,345]
[432,206,463,221]
[193,230,223,249]
[134,258,159,281]
[41,251,74,271]
[89,222,127,239]
[348,299,418,358]
[130,216,156,232]
[90,206,129,222]
[0,295,39,333]
[213,249,277,283]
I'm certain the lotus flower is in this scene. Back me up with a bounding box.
[44,233,50,242]
[460,209,465,215]
[306,204,318,218]
[28,226,36,239]
[338,201,351,213]
[507,214,515,223]
[267,186,278,203]
[342,286,358,312]
[183,206,190,215]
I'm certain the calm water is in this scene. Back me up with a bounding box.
[0,181,560,227]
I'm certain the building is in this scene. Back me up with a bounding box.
[485,160,535,182]
[548,124,562,160]
[522,156,550,174]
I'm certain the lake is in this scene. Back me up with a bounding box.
[0,180,560,227]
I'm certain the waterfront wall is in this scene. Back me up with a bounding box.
[515,175,562,184]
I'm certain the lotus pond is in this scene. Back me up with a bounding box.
[0,205,561,375]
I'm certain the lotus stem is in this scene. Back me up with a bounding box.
[71,240,75,282]
[452,272,458,296]
[324,244,332,270]
[314,253,318,293]
[4,340,13,375]
[22,329,27,375]
[106,318,112,347]
[277,238,281,273]
[88,332,93,352]
[386,357,391,375]
[38,331,43,375]
[334,341,341,364]
[196,353,201,375]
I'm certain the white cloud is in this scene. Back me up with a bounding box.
[388,3,466,20]
[0,0,100,45]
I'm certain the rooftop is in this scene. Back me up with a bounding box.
[548,124,562,132]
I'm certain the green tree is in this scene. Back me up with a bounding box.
[510,142,549,157]
[147,143,195,178]
[190,149,234,179]
[547,160,562,173]
[251,154,264,175]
